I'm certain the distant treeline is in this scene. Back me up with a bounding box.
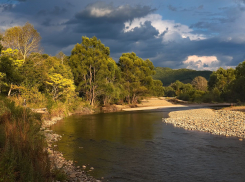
[153,67,212,86]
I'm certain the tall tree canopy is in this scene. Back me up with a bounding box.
[0,48,24,96]
[69,36,113,106]
[231,60,245,102]
[208,67,235,91]
[2,22,41,61]
[191,76,208,91]
[118,52,156,103]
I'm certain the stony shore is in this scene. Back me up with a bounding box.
[41,116,102,182]
[162,109,245,139]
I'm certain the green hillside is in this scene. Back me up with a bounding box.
[153,67,212,86]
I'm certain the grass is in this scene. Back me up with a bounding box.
[0,99,52,182]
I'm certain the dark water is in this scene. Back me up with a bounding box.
[51,107,245,182]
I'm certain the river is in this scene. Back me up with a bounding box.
[51,107,245,182]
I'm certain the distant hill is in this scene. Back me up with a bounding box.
[153,67,212,86]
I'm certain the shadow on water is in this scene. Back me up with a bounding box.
[51,106,245,182]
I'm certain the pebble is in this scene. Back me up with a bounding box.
[42,116,100,182]
[162,109,245,139]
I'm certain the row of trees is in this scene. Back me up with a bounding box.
[164,65,245,103]
[69,36,163,106]
[0,23,163,109]
[1,22,245,108]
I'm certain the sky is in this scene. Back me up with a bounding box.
[0,0,245,71]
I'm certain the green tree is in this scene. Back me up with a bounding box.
[191,76,208,91]
[118,52,155,104]
[230,60,245,102]
[46,70,75,101]
[151,80,164,97]
[0,48,24,96]
[2,22,41,61]
[69,36,111,106]
[208,67,235,91]
[55,51,67,65]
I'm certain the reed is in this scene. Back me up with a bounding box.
[0,100,52,182]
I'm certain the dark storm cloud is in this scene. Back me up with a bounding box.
[37,6,67,16]
[73,2,156,23]
[1,0,245,70]
[0,3,15,11]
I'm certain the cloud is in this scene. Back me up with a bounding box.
[0,0,245,72]
[0,4,15,12]
[182,55,234,70]
[74,2,156,23]
[124,14,206,41]
[37,6,67,16]
[168,5,177,11]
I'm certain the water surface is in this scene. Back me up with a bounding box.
[51,107,245,182]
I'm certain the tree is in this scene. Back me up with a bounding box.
[151,80,164,96]
[191,76,208,91]
[2,22,41,61]
[69,36,111,106]
[55,51,66,65]
[0,48,24,96]
[230,60,245,102]
[208,67,235,91]
[118,52,155,104]
[46,71,75,101]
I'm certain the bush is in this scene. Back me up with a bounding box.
[0,100,52,181]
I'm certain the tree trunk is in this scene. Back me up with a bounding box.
[91,85,95,106]
[89,65,92,104]
[8,83,12,97]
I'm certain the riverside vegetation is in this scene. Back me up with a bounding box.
[1,23,245,181]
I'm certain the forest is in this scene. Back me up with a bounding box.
[153,67,212,86]
[1,22,245,181]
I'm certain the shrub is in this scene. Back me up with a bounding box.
[0,100,52,181]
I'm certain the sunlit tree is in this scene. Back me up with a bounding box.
[2,22,41,61]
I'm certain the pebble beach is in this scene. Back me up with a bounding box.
[162,109,245,139]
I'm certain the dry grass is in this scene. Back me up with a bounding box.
[0,101,52,182]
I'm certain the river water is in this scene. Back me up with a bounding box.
[51,107,245,182]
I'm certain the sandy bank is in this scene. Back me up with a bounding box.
[162,109,245,139]
[123,97,186,111]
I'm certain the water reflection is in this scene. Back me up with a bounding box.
[51,108,245,181]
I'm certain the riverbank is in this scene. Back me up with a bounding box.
[162,109,245,139]
[42,112,102,181]
[122,97,232,111]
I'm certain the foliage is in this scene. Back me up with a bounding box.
[69,36,118,106]
[0,48,25,96]
[230,61,245,102]
[2,22,41,61]
[153,67,212,86]
[46,70,75,101]
[0,100,52,181]
[118,52,157,103]
[208,67,235,91]
[191,76,208,91]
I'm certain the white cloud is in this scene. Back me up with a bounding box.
[182,55,234,70]
[124,14,206,41]
[90,7,112,17]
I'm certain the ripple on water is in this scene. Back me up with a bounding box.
[51,109,245,182]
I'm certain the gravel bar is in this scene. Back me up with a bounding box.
[162,109,245,139]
